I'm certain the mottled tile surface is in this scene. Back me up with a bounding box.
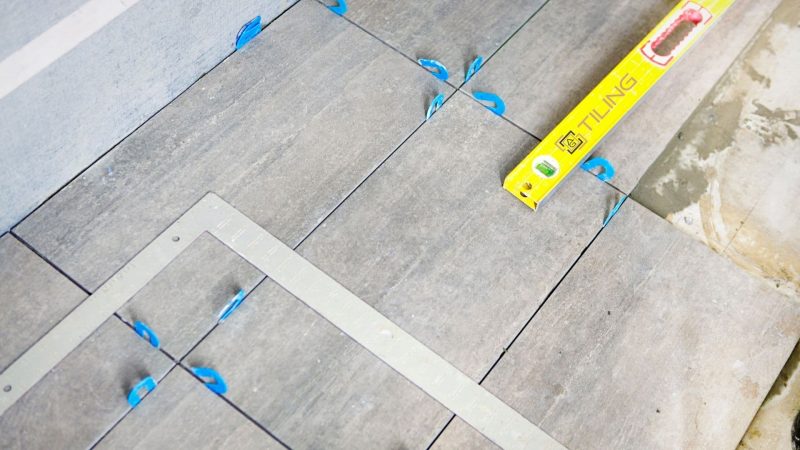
[434,200,800,450]
[95,367,283,449]
[0,234,87,372]
[117,233,264,359]
[342,0,547,82]
[15,0,453,291]
[188,92,617,448]
[0,0,300,231]
[0,0,86,59]
[0,319,173,449]
[633,0,800,296]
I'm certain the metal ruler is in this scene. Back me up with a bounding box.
[504,0,735,210]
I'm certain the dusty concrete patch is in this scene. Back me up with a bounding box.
[739,342,800,450]
[633,0,800,295]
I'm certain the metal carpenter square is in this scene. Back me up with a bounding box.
[0,193,565,449]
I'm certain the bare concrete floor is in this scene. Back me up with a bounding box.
[1,0,798,448]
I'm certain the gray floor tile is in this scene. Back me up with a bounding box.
[95,366,283,449]
[465,0,779,192]
[433,200,800,450]
[187,92,617,448]
[0,234,87,372]
[117,233,264,359]
[0,0,86,59]
[0,318,173,449]
[343,0,548,82]
[0,0,300,231]
[15,0,453,292]
[187,283,448,449]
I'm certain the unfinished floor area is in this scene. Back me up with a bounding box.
[1,0,798,449]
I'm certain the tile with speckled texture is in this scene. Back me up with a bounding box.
[15,0,453,293]
[187,92,618,449]
[433,200,800,450]
[0,319,173,449]
[0,234,87,373]
[95,366,284,450]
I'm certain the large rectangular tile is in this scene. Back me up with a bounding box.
[433,200,800,450]
[117,233,264,359]
[0,234,87,372]
[344,0,547,82]
[0,0,86,59]
[15,0,452,291]
[0,318,173,449]
[95,366,283,449]
[187,92,617,448]
[466,0,779,192]
[633,0,800,296]
[0,0,299,231]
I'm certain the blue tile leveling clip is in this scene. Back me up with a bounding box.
[472,91,506,116]
[581,157,616,182]
[236,16,262,50]
[418,59,449,81]
[218,289,246,322]
[133,321,160,349]
[192,367,228,395]
[127,376,157,408]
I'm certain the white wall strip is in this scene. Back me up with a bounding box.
[0,0,139,101]
[0,193,565,449]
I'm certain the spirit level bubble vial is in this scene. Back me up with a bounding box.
[504,0,734,210]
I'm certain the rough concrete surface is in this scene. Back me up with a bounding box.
[633,0,800,296]
[740,342,800,450]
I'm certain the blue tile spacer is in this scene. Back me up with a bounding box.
[581,157,616,182]
[472,91,506,116]
[603,195,628,227]
[235,16,262,50]
[133,321,160,349]
[192,367,228,395]
[464,56,483,83]
[218,289,246,322]
[426,93,445,121]
[127,376,157,408]
[418,59,449,81]
[327,0,348,16]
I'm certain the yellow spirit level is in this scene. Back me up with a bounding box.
[504,0,734,210]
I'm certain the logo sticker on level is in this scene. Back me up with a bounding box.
[557,131,586,154]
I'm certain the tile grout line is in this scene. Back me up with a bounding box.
[100,308,292,449]
[426,213,612,448]
[9,230,92,295]
[87,363,182,450]
[8,1,302,236]
[175,362,293,449]
[313,0,460,92]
